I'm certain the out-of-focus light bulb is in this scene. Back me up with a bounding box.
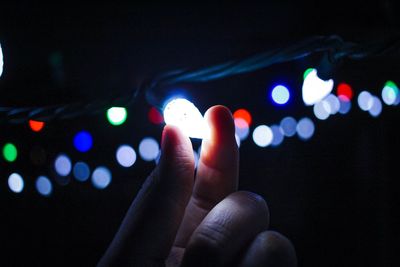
[0,43,3,77]
[302,69,334,106]
[163,98,210,139]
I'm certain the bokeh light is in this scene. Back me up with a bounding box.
[36,176,53,196]
[313,100,330,120]
[54,154,72,176]
[235,134,241,148]
[234,118,250,140]
[73,131,93,152]
[324,94,340,115]
[233,109,252,126]
[369,96,382,117]
[338,98,352,114]
[337,83,353,101]
[8,173,24,193]
[357,91,373,111]
[116,145,137,167]
[302,68,334,106]
[92,166,112,189]
[3,143,18,162]
[148,107,164,124]
[193,150,199,168]
[280,117,297,137]
[29,120,45,132]
[303,68,314,80]
[270,125,284,146]
[107,107,127,126]
[139,137,160,161]
[271,85,290,105]
[381,80,399,106]
[73,162,90,182]
[297,117,315,140]
[252,125,273,147]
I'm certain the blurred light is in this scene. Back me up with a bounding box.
[54,154,72,176]
[303,68,314,80]
[252,125,273,147]
[29,120,45,132]
[3,143,18,162]
[234,118,250,140]
[313,100,330,120]
[30,146,47,165]
[297,117,315,140]
[116,145,137,167]
[0,43,3,77]
[148,107,164,124]
[193,150,199,168]
[270,125,284,146]
[139,137,160,161]
[73,131,93,152]
[8,173,24,193]
[357,91,373,111]
[36,176,53,196]
[338,98,352,114]
[233,109,252,126]
[337,83,353,101]
[92,166,112,189]
[302,69,334,106]
[369,96,382,117]
[271,85,290,105]
[381,80,399,105]
[73,162,90,182]
[235,134,241,148]
[324,94,340,115]
[280,117,297,137]
[107,107,127,126]
[163,98,209,139]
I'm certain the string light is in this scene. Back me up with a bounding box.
[3,143,18,162]
[302,68,334,106]
[73,131,93,152]
[107,107,127,126]
[8,173,24,193]
[116,145,137,167]
[271,85,290,105]
[139,137,160,161]
[36,176,53,197]
[54,154,72,176]
[73,162,90,182]
[29,120,45,132]
[92,166,112,189]
[381,81,399,106]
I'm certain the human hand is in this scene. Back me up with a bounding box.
[98,105,297,266]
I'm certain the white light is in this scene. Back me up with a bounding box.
[252,125,273,147]
[271,85,290,105]
[357,91,373,111]
[234,118,250,140]
[92,166,112,189]
[280,117,297,137]
[297,117,315,140]
[369,96,382,117]
[302,69,334,106]
[73,162,91,182]
[139,137,160,161]
[270,125,284,146]
[116,145,137,167]
[324,94,340,115]
[163,98,210,139]
[0,43,3,77]
[235,134,241,148]
[36,176,53,196]
[193,150,199,168]
[54,154,72,176]
[313,100,330,120]
[8,173,24,193]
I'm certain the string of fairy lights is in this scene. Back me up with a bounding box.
[1,39,400,197]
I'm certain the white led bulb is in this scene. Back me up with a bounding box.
[302,69,334,106]
[163,98,210,139]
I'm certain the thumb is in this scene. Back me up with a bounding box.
[98,125,195,266]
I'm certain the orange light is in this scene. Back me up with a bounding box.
[29,120,45,132]
[233,109,252,126]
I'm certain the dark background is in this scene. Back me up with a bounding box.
[1,2,400,266]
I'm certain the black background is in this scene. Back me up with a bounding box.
[1,1,400,266]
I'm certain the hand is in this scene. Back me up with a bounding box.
[98,105,297,266]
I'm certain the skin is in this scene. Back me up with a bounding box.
[98,105,297,267]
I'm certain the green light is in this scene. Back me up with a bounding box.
[382,80,400,105]
[3,143,18,162]
[107,107,127,126]
[385,80,399,91]
[303,68,315,80]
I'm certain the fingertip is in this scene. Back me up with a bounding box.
[204,105,235,142]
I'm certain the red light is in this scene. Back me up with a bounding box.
[29,120,45,132]
[233,109,252,126]
[148,107,164,124]
[337,83,353,102]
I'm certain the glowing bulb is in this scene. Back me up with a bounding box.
[302,69,334,106]
[107,107,127,126]
[0,43,3,77]
[163,98,210,139]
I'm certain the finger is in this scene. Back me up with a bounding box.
[98,125,195,266]
[174,105,239,247]
[180,191,269,267]
[238,231,297,267]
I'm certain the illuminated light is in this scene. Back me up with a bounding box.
[92,166,112,189]
[3,143,18,162]
[163,98,210,139]
[382,81,399,105]
[29,120,45,132]
[280,117,297,137]
[337,83,353,101]
[233,109,252,126]
[324,94,340,115]
[36,176,53,196]
[148,107,164,124]
[252,125,273,147]
[193,150,199,168]
[271,85,290,105]
[302,69,334,106]
[357,91,374,111]
[270,125,284,146]
[235,134,241,148]
[54,154,72,176]
[0,43,3,77]
[303,68,314,80]
[139,137,160,161]
[338,98,352,114]
[296,117,315,140]
[313,100,330,120]
[73,130,93,152]
[8,173,24,193]
[369,96,382,117]
[116,145,137,167]
[234,118,250,141]
[30,146,47,165]
[107,107,127,126]
[73,162,90,182]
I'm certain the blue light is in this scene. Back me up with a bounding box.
[73,161,90,182]
[271,85,290,105]
[296,117,315,140]
[280,117,297,137]
[36,176,53,196]
[270,125,284,146]
[73,131,93,152]
[92,166,112,189]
